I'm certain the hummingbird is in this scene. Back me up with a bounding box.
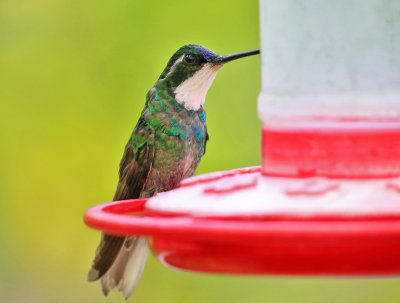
[87,44,259,299]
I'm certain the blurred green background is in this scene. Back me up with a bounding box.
[1,0,399,302]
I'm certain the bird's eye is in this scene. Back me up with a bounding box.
[184,53,199,65]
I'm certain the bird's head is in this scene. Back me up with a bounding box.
[155,44,259,111]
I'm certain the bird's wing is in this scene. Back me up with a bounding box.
[204,126,209,154]
[113,120,155,201]
[87,119,155,282]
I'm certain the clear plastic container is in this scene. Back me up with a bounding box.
[258,0,400,125]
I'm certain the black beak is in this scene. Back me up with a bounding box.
[213,49,260,64]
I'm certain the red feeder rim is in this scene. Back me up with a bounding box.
[84,197,400,239]
[84,166,400,276]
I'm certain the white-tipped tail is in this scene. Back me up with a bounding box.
[100,236,149,299]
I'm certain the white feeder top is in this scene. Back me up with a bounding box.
[258,0,400,124]
[146,169,400,218]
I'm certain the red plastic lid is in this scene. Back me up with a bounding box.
[261,119,400,178]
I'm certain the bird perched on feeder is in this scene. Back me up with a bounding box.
[87,44,259,298]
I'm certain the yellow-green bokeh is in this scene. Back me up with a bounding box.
[1,1,399,302]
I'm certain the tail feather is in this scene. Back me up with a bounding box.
[87,234,125,282]
[100,236,149,299]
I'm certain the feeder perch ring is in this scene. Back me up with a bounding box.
[84,167,400,276]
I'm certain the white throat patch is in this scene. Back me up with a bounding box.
[174,63,222,111]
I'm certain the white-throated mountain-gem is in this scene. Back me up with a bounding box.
[87,44,259,299]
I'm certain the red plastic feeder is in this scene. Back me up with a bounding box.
[85,127,400,276]
[85,1,400,277]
